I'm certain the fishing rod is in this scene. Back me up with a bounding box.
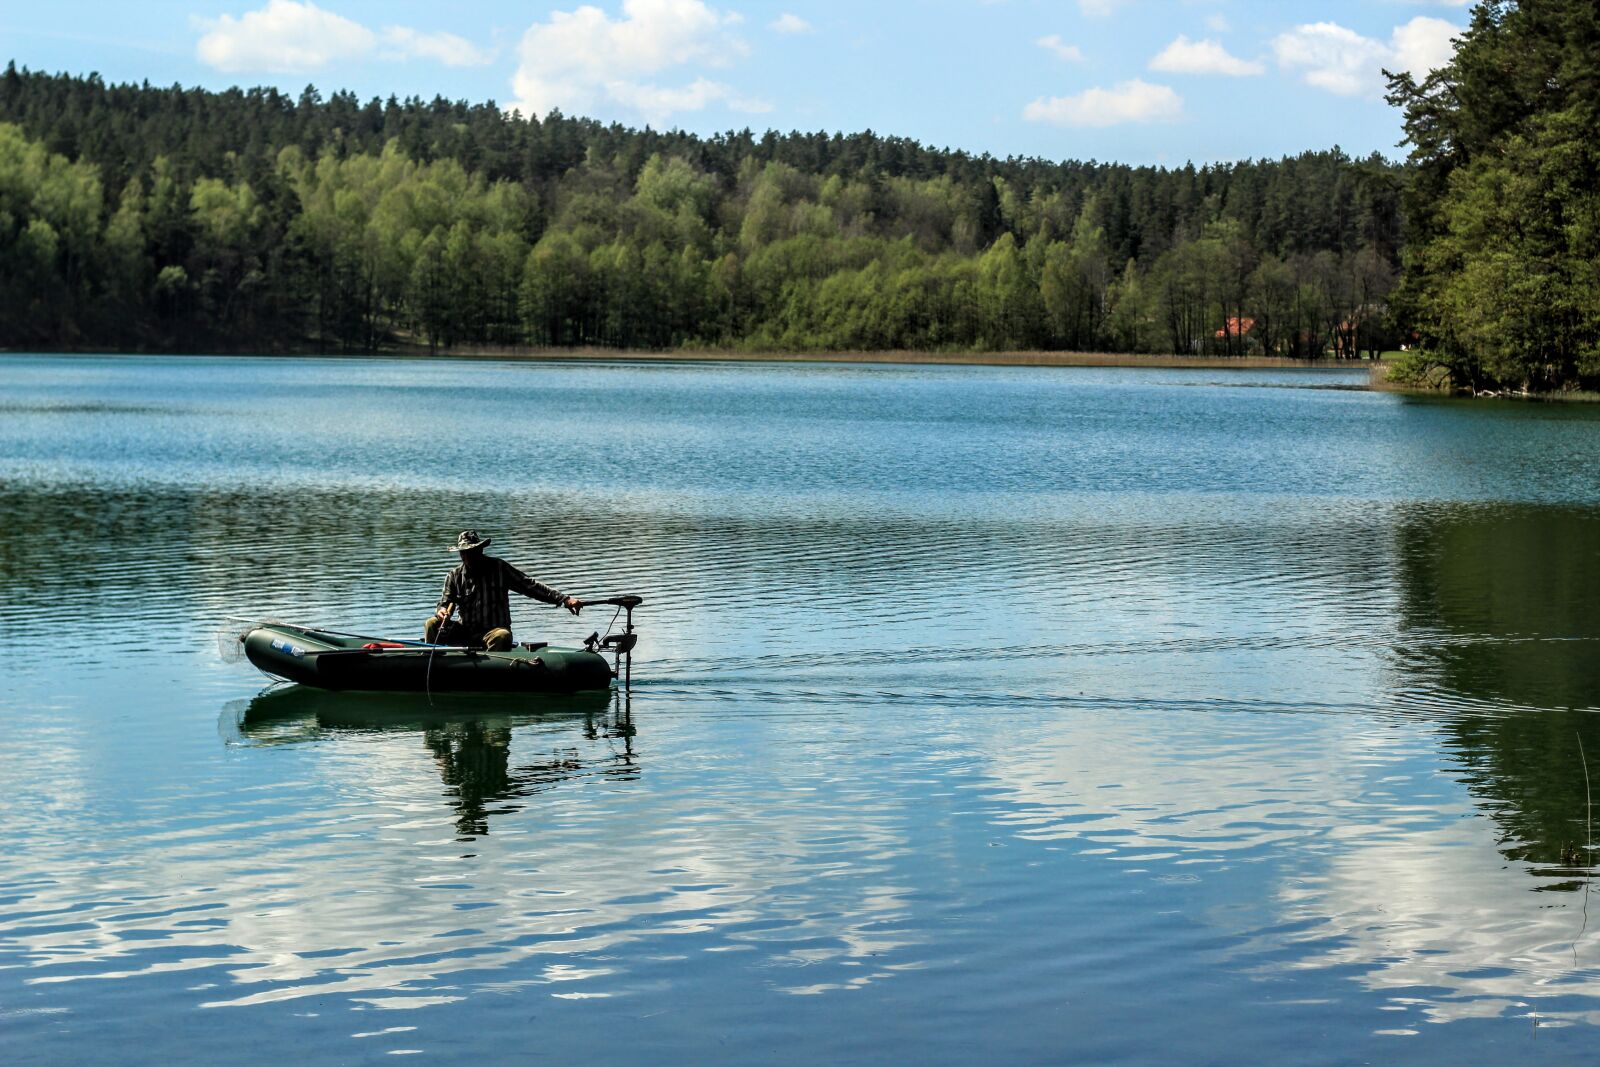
[426,601,454,704]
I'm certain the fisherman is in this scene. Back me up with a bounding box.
[425,530,583,651]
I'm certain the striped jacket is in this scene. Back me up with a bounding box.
[437,556,566,633]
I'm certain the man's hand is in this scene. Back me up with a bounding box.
[564,596,583,616]
[435,604,453,620]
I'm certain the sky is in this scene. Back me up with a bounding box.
[1,1,1475,166]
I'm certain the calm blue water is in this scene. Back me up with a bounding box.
[3,354,1600,1064]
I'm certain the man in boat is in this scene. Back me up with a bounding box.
[424,530,583,651]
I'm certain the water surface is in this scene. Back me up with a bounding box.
[3,355,1600,1064]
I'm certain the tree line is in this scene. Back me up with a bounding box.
[1387,0,1598,392]
[1,63,1405,357]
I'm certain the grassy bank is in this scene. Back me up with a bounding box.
[396,345,1364,370]
[1369,360,1600,401]
[6,345,1377,371]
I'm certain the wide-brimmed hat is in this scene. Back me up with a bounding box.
[451,530,492,553]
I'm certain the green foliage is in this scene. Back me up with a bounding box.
[1383,349,1457,389]
[0,66,1408,354]
[1388,0,1600,391]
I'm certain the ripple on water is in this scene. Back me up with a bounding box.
[3,357,1600,1064]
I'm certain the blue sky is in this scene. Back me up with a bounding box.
[2,1,1473,166]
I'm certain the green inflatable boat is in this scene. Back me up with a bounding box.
[237,596,642,694]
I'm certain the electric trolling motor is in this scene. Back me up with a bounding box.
[583,595,643,687]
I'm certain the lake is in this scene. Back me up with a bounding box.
[2,354,1600,1065]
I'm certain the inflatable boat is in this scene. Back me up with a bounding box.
[236,596,641,694]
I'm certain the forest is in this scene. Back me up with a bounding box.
[0,0,1594,390]
[1386,0,1599,392]
[0,64,1402,360]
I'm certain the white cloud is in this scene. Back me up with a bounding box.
[382,27,493,68]
[195,0,373,73]
[1023,79,1182,127]
[510,0,760,122]
[1036,34,1084,63]
[195,1,492,73]
[1078,0,1128,16]
[770,13,813,34]
[609,76,771,114]
[1271,17,1460,97]
[1149,35,1263,76]
[1205,14,1230,33]
[1390,16,1460,80]
[1270,22,1387,96]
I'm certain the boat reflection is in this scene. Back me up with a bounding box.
[224,685,637,837]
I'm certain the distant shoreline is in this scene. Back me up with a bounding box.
[1367,361,1600,402]
[4,346,1374,371]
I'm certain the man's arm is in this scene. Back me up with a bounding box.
[503,561,583,614]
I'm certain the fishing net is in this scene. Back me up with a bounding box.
[216,617,283,665]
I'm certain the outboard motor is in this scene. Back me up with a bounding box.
[590,595,643,687]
